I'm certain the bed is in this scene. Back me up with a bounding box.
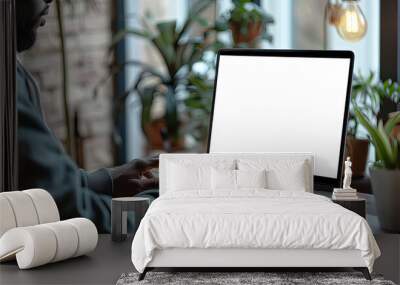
[131,153,380,280]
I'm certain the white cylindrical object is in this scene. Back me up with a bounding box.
[0,219,98,269]
[42,221,79,262]
[23,189,60,223]
[1,192,39,227]
[0,196,17,237]
[0,189,98,269]
[0,226,57,269]
[65,218,98,257]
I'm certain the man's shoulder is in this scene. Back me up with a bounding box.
[16,61,31,98]
[16,60,42,112]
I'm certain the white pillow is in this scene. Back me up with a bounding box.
[211,169,267,190]
[237,159,309,191]
[266,164,307,191]
[236,169,267,188]
[166,159,235,192]
[211,168,236,190]
[167,162,210,191]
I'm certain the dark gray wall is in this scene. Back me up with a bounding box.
[380,0,400,82]
[380,0,400,119]
[0,0,18,192]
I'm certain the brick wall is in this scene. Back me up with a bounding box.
[19,0,113,170]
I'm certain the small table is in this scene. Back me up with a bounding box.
[332,198,366,218]
[112,197,150,242]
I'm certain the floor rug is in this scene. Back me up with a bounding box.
[116,271,395,285]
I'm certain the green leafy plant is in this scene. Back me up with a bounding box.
[109,0,223,150]
[229,0,273,27]
[183,72,214,149]
[348,72,380,137]
[355,108,400,169]
[374,78,400,107]
[219,0,274,47]
[349,72,400,137]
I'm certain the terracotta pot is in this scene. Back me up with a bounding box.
[370,168,400,233]
[144,119,164,150]
[230,20,262,47]
[389,111,400,140]
[345,136,369,177]
[144,119,184,152]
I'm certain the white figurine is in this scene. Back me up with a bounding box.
[343,157,353,190]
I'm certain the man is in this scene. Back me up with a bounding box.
[16,0,158,233]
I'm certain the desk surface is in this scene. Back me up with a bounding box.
[0,234,134,285]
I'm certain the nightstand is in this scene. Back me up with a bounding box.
[332,198,366,218]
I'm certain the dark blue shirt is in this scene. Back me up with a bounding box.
[17,60,114,233]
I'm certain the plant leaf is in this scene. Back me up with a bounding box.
[384,112,400,135]
[377,121,396,167]
[139,85,157,132]
[354,108,393,168]
[151,21,178,78]
[109,28,152,52]
[164,86,179,139]
[176,0,214,41]
[121,60,166,81]
[392,138,399,168]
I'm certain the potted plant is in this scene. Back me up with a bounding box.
[109,0,223,151]
[183,72,214,151]
[222,0,274,47]
[346,72,380,177]
[355,108,400,232]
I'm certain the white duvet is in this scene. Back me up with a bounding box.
[131,190,380,273]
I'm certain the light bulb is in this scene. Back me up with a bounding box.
[336,0,367,42]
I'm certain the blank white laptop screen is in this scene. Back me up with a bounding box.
[208,50,354,185]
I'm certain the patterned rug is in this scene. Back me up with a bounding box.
[116,271,395,285]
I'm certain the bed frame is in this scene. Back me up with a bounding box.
[138,153,372,281]
[139,249,371,280]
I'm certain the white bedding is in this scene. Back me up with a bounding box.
[131,190,380,273]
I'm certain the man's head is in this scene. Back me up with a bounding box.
[16,0,53,52]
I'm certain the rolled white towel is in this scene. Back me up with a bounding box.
[0,196,17,237]
[65,218,98,257]
[0,225,57,268]
[0,189,60,238]
[42,221,79,262]
[0,218,98,269]
[0,191,39,227]
[23,189,60,224]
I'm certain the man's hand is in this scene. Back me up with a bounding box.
[109,157,159,197]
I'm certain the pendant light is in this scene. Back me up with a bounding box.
[326,0,368,43]
[336,0,367,42]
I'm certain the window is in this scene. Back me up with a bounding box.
[125,0,381,159]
